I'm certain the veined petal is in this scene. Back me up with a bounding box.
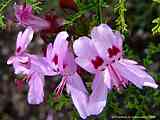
[116,60,158,89]
[143,82,158,88]
[30,55,57,76]
[103,68,112,90]
[122,59,138,64]
[87,72,108,116]
[14,4,32,23]
[8,55,30,74]
[122,59,145,70]
[7,56,16,64]
[63,50,77,74]
[27,72,44,104]
[120,60,151,78]
[53,31,69,53]
[75,58,96,74]
[46,43,54,61]
[53,31,69,70]
[66,73,88,119]
[13,62,30,74]
[26,15,50,31]
[114,31,123,49]
[16,27,33,54]
[73,36,98,59]
[91,24,115,59]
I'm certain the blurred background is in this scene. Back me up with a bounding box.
[0,0,160,120]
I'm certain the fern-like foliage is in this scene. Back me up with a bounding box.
[0,0,13,29]
[152,0,160,35]
[152,17,160,35]
[114,0,128,34]
[25,0,42,13]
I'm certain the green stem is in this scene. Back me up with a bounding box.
[97,0,103,24]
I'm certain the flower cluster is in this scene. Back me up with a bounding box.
[7,4,158,119]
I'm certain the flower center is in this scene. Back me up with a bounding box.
[91,56,104,69]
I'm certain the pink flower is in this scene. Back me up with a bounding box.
[7,27,33,74]
[7,27,54,104]
[74,24,158,90]
[46,31,77,96]
[73,24,158,116]
[15,4,50,32]
[46,31,108,119]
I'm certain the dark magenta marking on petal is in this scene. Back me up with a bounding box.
[52,54,58,65]
[63,64,67,69]
[108,45,120,58]
[16,47,21,53]
[42,46,47,57]
[91,56,104,69]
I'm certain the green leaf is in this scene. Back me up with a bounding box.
[0,15,6,29]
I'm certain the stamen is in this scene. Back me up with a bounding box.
[55,77,67,97]
[109,65,125,89]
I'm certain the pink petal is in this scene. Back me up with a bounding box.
[46,43,54,61]
[91,24,115,59]
[14,5,32,23]
[7,56,15,64]
[30,55,57,76]
[15,4,49,31]
[116,60,158,89]
[114,31,123,49]
[26,15,50,31]
[122,59,138,64]
[27,72,44,104]
[18,55,30,63]
[122,59,146,70]
[63,50,77,74]
[8,55,30,74]
[16,27,33,54]
[66,73,88,119]
[87,72,108,116]
[53,31,69,53]
[75,58,96,74]
[103,68,112,90]
[73,36,98,59]
[53,31,69,70]
[13,62,30,74]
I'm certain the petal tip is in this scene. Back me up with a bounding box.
[143,82,158,89]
